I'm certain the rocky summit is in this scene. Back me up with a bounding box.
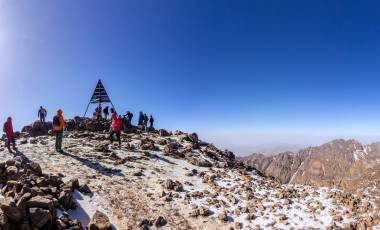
[0,121,379,229]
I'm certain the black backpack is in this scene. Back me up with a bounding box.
[53,116,60,127]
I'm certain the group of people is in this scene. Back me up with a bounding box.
[2,105,156,153]
[138,112,154,129]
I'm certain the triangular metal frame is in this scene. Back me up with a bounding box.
[83,79,115,117]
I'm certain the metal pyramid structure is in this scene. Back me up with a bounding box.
[84,79,115,117]
[90,80,111,103]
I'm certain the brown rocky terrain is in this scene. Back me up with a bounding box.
[0,121,378,229]
[241,139,380,196]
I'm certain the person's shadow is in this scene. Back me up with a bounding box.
[60,150,124,177]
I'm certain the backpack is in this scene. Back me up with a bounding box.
[53,116,60,127]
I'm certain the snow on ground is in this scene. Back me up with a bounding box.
[0,131,378,229]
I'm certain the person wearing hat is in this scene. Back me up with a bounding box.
[52,109,66,152]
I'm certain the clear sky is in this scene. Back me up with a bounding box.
[0,0,379,155]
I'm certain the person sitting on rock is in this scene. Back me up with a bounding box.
[110,114,122,147]
[52,109,66,153]
[149,115,154,129]
[103,106,109,120]
[38,106,47,123]
[3,117,17,153]
[138,111,144,127]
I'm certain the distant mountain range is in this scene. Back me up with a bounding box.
[240,139,380,197]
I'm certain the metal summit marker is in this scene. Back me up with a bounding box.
[83,79,115,117]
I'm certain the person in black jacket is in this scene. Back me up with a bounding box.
[149,115,154,129]
[103,106,109,119]
[138,112,144,126]
[38,106,47,123]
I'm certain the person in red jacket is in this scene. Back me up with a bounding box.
[110,113,122,147]
[3,117,17,153]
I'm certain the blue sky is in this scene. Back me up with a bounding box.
[0,0,380,154]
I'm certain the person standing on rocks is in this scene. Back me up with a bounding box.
[110,113,122,147]
[143,113,149,127]
[103,106,109,120]
[126,111,133,125]
[149,115,154,129]
[3,117,17,153]
[52,109,66,153]
[38,106,47,123]
[138,111,144,127]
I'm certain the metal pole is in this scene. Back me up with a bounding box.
[83,102,91,118]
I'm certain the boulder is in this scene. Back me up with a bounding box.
[163,179,183,192]
[188,133,199,143]
[21,121,52,137]
[0,211,11,230]
[159,129,170,137]
[26,196,54,212]
[79,184,92,194]
[0,197,24,222]
[154,216,167,227]
[58,191,75,210]
[186,157,212,168]
[88,210,112,230]
[28,207,52,228]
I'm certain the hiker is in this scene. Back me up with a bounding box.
[3,117,16,153]
[126,111,133,124]
[96,105,102,120]
[138,112,144,126]
[103,106,109,119]
[143,113,148,127]
[52,109,66,153]
[149,115,154,129]
[110,112,122,147]
[38,106,47,123]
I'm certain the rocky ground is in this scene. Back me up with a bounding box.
[0,121,379,229]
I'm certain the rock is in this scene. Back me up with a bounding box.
[132,171,143,177]
[26,196,54,212]
[163,179,183,192]
[94,144,110,153]
[163,143,179,154]
[0,211,11,230]
[159,129,170,137]
[187,133,199,143]
[185,157,212,167]
[88,210,112,230]
[58,191,76,210]
[66,178,80,191]
[218,212,228,222]
[79,184,92,194]
[29,139,38,144]
[235,222,242,229]
[154,216,167,227]
[21,121,52,137]
[199,207,210,216]
[6,166,19,181]
[0,197,24,222]
[28,162,42,175]
[28,207,52,228]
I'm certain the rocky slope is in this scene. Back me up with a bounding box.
[241,139,380,193]
[0,122,379,229]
